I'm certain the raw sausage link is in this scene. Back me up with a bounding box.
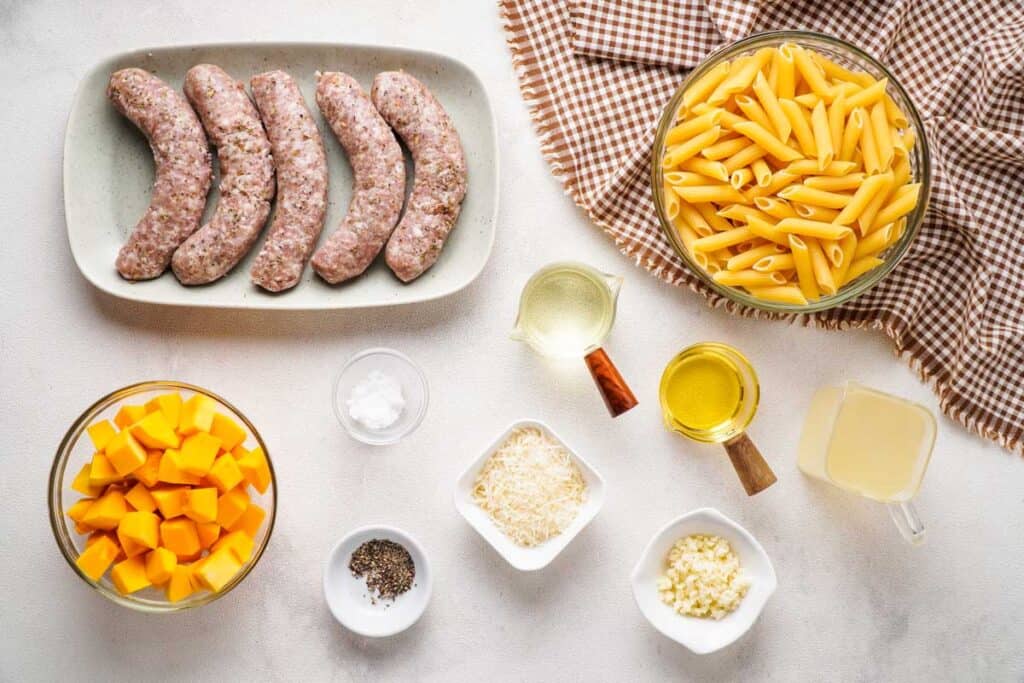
[107,68,212,280]
[372,71,468,282]
[310,72,405,284]
[249,70,328,292]
[172,64,276,285]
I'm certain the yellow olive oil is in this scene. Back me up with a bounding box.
[660,344,754,442]
[514,264,617,359]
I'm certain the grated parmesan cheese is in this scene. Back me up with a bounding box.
[657,534,750,620]
[471,426,587,547]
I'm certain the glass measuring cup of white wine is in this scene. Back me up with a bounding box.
[511,262,637,416]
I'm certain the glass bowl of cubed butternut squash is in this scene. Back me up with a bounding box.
[652,30,931,313]
[48,381,276,612]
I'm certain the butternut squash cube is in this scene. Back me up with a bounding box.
[111,556,151,595]
[114,404,147,430]
[71,463,103,497]
[118,511,160,549]
[178,394,216,436]
[75,534,120,580]
[157,450,201,485]
[216,486,250,529]
[193,547,242,592]
[210,413,246,452]
[133,450,162,488]
[160,518,200,558]
[206,454,243,492]
[86,420,117,451]
[230,503,266,538]
[145,392,182,430]
[124,482,157,513]
[212,530,254,564]
[166,564,196,602]
[104,430,148,476]
[66,498,94,525]
[183,487,218,524]
[81,488,127,530]
[129,411,181,450]
[151,486,188,519]
[116,526,149,558]
[179,432,221,476]
[145,547,177,585]
[197,521,221,549]
[88,453,122,488]
[236,446,271,494]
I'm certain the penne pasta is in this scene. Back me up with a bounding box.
[776,217,854,241]
[839,108,866,162]
[787,234,819,300]
[732,120,803,162]
[701,136,751,161]
[745,285,809,305]
[779,99,817,156]
[755,196,798,219]
[752,253,796,272]
[682,62,732,111]
[843,255,884,284]
[805,236,837,295]
[694,226,754,252]
[778,185,853,209]
[659,43,919,304]
[795,203,840,222]
[723,143,768,173]
[727,242,785,271]
[713,269,788,288]
[810,101,834,170]
[680,157,730,182]
[833,171,892,225]
[775,44,797,99]
[664,126,723,168]
[869,183,921,230]
[666,109,723,146]
[870,101,894,169]
[751,158,773,187]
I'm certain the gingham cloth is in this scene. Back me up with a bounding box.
[500,0,1024,454]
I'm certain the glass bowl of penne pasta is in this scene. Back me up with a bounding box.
[652,30,930,312]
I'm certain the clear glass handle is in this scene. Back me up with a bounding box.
[887,501,925,546]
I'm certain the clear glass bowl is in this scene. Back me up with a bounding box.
[48,381,276,613]
[651,30,931,313]
[333,348,429,446]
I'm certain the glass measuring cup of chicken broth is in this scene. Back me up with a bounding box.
[659,343,777,495]
[798,383,936,545]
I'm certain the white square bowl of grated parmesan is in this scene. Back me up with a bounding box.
[454,419,605,571]
[630,508,777,654]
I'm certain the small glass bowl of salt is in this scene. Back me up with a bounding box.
[334,348,429,445]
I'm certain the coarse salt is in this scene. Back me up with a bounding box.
[347,370,405,430]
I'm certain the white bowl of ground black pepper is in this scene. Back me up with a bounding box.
[323,525,432,637]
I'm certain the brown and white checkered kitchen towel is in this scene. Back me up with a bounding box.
[500,0,1024,454]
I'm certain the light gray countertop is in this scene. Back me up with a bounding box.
[2,1,1022,680]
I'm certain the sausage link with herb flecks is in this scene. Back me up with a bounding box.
[107,68,212,280]
[171,64,276,285]
[310,71,405,284]
[249,70,328,292]
[372,71,468,283]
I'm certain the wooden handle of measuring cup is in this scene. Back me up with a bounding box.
[724,433,777,496]
[585,347,638,417]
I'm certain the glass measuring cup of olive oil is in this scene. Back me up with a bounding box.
[512,262,637,417]
[659,342,777,495]
[798,383,936,545]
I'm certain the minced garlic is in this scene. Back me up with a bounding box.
[657,534,750,620]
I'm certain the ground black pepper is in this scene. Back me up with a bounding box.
[349,539,416,603]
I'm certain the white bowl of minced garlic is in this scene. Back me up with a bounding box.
[631,508,777,654]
